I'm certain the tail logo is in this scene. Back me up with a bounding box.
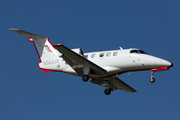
[45,45,52,52]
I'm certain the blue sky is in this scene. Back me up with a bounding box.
[1,0,180,120]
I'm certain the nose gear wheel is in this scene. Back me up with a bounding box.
[150,76,155,83]
[150,71,155,83]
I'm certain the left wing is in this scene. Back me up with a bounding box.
[90,77,137,92]
[54,44,108,77]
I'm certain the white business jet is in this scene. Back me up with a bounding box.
[10,29,173,95]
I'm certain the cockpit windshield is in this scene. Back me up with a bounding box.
[130,50,148,54]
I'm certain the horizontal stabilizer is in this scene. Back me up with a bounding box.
[9,29,46,39]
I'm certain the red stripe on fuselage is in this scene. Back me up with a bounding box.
[150,67,168,71]
[47,46,52,52]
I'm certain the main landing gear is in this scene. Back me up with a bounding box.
[82,67,90,82]
[150,71,155,83]
[82,75,89,82]
[104,81,114,95]
[104,88,111,95]
[82,74,113,95]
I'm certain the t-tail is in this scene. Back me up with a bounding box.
[9,29,61,72]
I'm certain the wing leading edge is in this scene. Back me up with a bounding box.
[54,44,108,77]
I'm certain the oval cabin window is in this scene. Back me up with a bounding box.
[113,52,118,56]
[106,52,111,57]
[91,54,95,58]
[100,53,104,57]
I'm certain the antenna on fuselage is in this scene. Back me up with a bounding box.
[119,47,123,50]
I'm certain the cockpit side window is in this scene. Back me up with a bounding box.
[139,50,148,54]
[130,50,148,54]
[130,50,139,53]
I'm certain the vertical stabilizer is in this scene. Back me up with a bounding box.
[9,29,60,72]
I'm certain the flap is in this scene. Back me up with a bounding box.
[90,77,136,92]
[90,79,105,86]
[109,77,137,92]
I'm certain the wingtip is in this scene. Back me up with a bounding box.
[9,28,19,31]
[130,89,137,92]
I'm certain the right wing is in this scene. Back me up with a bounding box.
[54,44,108,77]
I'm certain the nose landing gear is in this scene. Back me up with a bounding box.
[150,71,155,83]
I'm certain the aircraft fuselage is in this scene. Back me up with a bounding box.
[10,29,173,94]
[51,48,172,78]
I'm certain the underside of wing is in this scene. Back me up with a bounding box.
[54,44,108,77]
[110,77,137,92]
[61,54,84,76]
[90,77,137,92]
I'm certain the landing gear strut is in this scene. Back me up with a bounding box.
[150,71,155,83]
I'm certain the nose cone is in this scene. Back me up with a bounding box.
[169,62,173,68]
[156,59,173,68]
[161,60,171,66]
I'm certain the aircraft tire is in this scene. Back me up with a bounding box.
[150,77,155,83]
[82,75,89,82]
[104,88,111,95]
